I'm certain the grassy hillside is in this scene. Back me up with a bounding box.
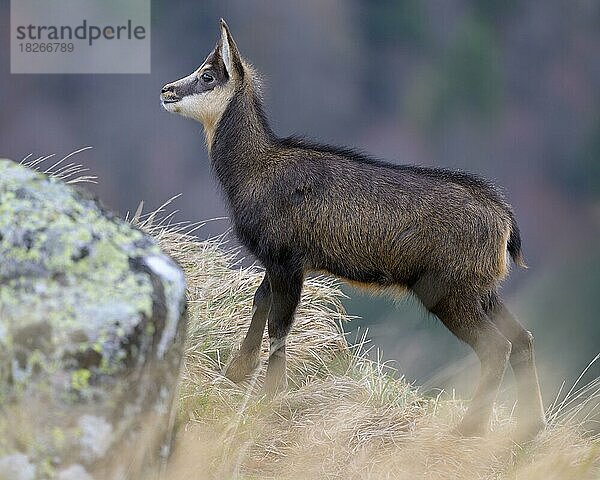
[136,212,600,480]
[32,154,600,479]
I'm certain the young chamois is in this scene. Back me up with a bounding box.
[161,20,546,438]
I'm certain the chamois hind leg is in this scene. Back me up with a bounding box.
[264,267,303,395]
[482,291,546,439]
[224,274,272,383]
[431,295,512,436]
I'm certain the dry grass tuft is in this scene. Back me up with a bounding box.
[21,147,98,184]
[133,211,600,480]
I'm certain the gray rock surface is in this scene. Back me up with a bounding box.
[0,453,36,480]
[56,465,94,480]
[0,159,187,479]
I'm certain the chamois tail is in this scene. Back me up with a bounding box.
[507,212,527,268]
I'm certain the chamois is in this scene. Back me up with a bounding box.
[161,19,546,438]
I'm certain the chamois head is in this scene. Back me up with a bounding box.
[161,19,245,147]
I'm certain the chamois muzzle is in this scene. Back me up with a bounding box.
[160,83,180,104]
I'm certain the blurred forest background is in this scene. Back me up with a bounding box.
[1,1,599,402]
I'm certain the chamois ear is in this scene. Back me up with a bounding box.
[219,18,244,80]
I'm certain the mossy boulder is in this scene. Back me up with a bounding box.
[0,159,187,479]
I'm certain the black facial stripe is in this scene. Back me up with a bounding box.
[165,45,230,99]
[174,76,198,98]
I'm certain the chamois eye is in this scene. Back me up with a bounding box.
[201,72,214,83]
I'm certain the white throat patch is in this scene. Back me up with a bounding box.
[164,81,235,152]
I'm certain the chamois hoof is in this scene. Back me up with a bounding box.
[264,379,288,399]
[452,416,488,438]
[513,416,547,444]
[223,352,259,383]
[264,371,288,398]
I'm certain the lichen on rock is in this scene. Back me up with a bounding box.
[0,159,188,479]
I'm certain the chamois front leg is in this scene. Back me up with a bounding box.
[264,268,303,395]
[224,274,272,383]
